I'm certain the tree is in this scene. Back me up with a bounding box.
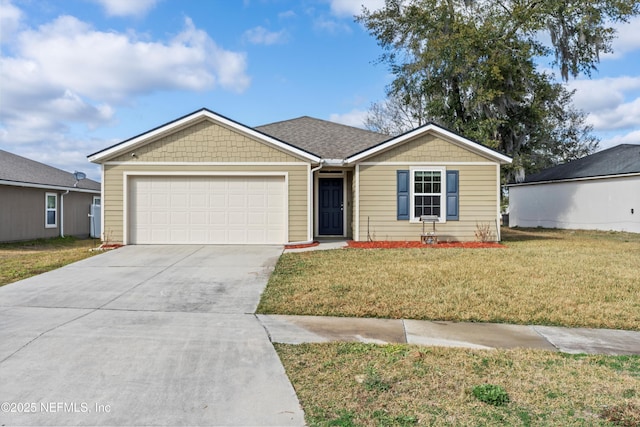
[358,0,638,179]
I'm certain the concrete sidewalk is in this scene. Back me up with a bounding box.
[258,315,640,355]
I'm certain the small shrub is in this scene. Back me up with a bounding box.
[600,402,640,427]
[474,222,495,242]
[472,384,510,406]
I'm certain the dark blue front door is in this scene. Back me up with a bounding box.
[319,178,343,235]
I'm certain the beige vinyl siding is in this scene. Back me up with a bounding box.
[366,133,495,163]
[103,164,308,244]
[357,164,499,242]
[109,118,302,163]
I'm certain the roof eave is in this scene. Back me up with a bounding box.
[507,171,640,187]
[0,179,101,193]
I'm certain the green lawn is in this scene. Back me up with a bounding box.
[263,228,640,426]
[257,228,640,330]
[277,343,640,426]
[0,237,100,286]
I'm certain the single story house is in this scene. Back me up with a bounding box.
[88,108,512,245]
[508,144,640,233]
[0,149,101,242]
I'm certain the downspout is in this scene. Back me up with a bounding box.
[60,190,70,237]
[310,161,324,175]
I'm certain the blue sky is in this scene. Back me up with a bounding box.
[1,0,639,181]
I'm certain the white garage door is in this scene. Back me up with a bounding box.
[129,175,286,244]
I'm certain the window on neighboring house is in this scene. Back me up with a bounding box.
[45,193,57,228]
[93,196,101,206]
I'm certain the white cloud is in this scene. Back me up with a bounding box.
[599,129,640,150]
[0,6,251,178]
[585,97,640,131]
[328,0,385,18]
[314,17,352,34]
[90,0,160,17]
[0,0,22,43]
[568,76,640,111]
[243,26,288,45]
[603,16,640,59]
[278,10,296,20]
[11,16,249,101]
[329,109,367,128]
[567,76,640,131]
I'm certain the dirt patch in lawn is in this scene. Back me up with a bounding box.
[346,240,506,249]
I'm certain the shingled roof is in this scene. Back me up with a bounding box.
[520,144,640,184]
[0,149,100,192]
[255,116,389,159]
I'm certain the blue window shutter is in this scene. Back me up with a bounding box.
[446,170,459,220]
[397,170,410,220]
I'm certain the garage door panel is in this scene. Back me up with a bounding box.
[129,175,286,244]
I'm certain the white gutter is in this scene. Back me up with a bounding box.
[322,159,345,167]
[0,180,99,194]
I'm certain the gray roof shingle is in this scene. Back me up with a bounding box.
[0,149,100,191]
[521,144,640,183]
[255,116,389,159]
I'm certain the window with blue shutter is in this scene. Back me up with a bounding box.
[446,170,459,220]
[397,170,409,220]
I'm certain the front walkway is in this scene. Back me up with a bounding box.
[258,314,640,355]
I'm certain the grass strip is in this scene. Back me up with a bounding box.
[276,342,640,426]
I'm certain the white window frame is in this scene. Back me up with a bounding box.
[45,192,58,228]
[92,196,101,206]
[409,166,446,223]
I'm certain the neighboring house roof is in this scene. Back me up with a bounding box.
[255,116,389,159]
[0,149,100,192]
[515,144,640,184]
[88,108,322,163]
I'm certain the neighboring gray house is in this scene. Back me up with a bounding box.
[0,150,101,242]
[508,144,640,233]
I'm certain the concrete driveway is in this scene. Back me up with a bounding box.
[0,245,304,426]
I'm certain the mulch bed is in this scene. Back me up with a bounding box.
[346,240,506,249]
[93,243,124,251]
[284,241,320,249]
